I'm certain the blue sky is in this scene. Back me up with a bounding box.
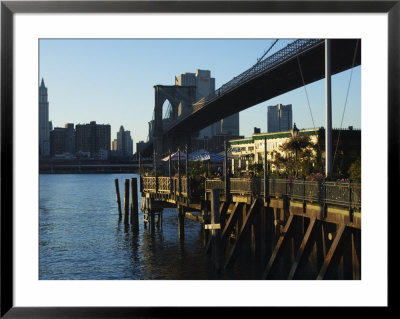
[39,39,361,151]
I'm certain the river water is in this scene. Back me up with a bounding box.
[39,173,260,280]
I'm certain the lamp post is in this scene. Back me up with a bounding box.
[325,39,332,177]
[178,147,181,194]
[153,149,158,193]
[185,144,190,199]
[263,137,268,202]
[169,149,172,194]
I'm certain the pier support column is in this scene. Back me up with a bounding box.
[130,178,139,230]
[177,205,185,240]
[251,208,261,261]
[202,199,210,247]
[210,189,222,272]
[123,179,130,224]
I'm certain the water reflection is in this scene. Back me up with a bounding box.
[39,174,264,280]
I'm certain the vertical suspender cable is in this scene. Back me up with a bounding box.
[332,39,359,169]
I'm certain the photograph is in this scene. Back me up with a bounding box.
[38,38,362,281]
[1,0,394,316]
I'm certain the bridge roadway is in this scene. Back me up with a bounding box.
[140,176,361,279]
[146,39,360,155]
[168,39,360,134]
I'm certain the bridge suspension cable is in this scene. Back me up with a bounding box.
[297,53,324,170]
[332,39,359,170]
[297,55,316,130]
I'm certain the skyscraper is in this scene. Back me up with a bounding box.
[175,69,239,138]
[75,121,111,156]
[117,125,133,156]
[64,123,75,155]
[267,104,293,133]
[39,78,51,157]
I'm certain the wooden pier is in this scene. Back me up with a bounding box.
[139,175,361,280]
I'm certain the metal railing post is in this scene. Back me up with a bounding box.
[224,141,230,202]
[186,144,190,200]
[263,137,268,202]
[178,147,181,195]
[154,149,158,194]
[169,149,172,194]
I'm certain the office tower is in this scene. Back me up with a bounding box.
[267,104,293,133]
[136,141,146,155]
[117,126,133,156]
[50,127,66,156]
[39,78,50,157]
[64,123,75,155]
[75,121,111,156]
[112,139,118,151]
[175,69,239,138]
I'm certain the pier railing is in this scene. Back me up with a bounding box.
[143,176,188,196]
[142,176,361,210]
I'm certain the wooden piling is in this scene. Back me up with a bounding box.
[114,179,122,218]
[123,179,130,224]
[178,205,184,240]
[210,189,222,272]
[130,178,139,228]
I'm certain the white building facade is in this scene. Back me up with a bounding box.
[229,128,318,173]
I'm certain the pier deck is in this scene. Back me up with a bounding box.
[139,176,361,279]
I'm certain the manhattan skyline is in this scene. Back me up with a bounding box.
[39,39,361,150]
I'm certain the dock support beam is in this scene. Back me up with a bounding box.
[114,179,122,219]
[210,189,222,272]
[130,178,139,229]
[177,205,185,240]
[123,179,130,224]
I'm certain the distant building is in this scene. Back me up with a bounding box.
[50,127,67,156]
[175,69,239,138]
[116,126,133,156]
[64,123,75,155]
[39,78,51,157]
[112,139,118,151]
[136,141,146,155]
[75,121,111,157]
[267,104,293,133]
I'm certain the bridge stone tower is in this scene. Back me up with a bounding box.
[152,85,196,156]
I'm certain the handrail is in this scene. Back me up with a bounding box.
[143,176,361,210]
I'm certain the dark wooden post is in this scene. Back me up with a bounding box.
[210,188,222,272]
[202,199,210,246]
[123,179,130,224]
[138,152,143,194]
[177,205,184,240]
[303,177,307,213]
[130,178,139,228]
[114,179,122,218]
[349,181,354,222]
[178,147,181,195]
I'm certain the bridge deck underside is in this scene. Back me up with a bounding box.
[167,39,360,134]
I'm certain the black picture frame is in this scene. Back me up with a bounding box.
[1,0,395,317]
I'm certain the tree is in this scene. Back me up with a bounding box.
[348,158,361,183]
[279,135,315,177]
